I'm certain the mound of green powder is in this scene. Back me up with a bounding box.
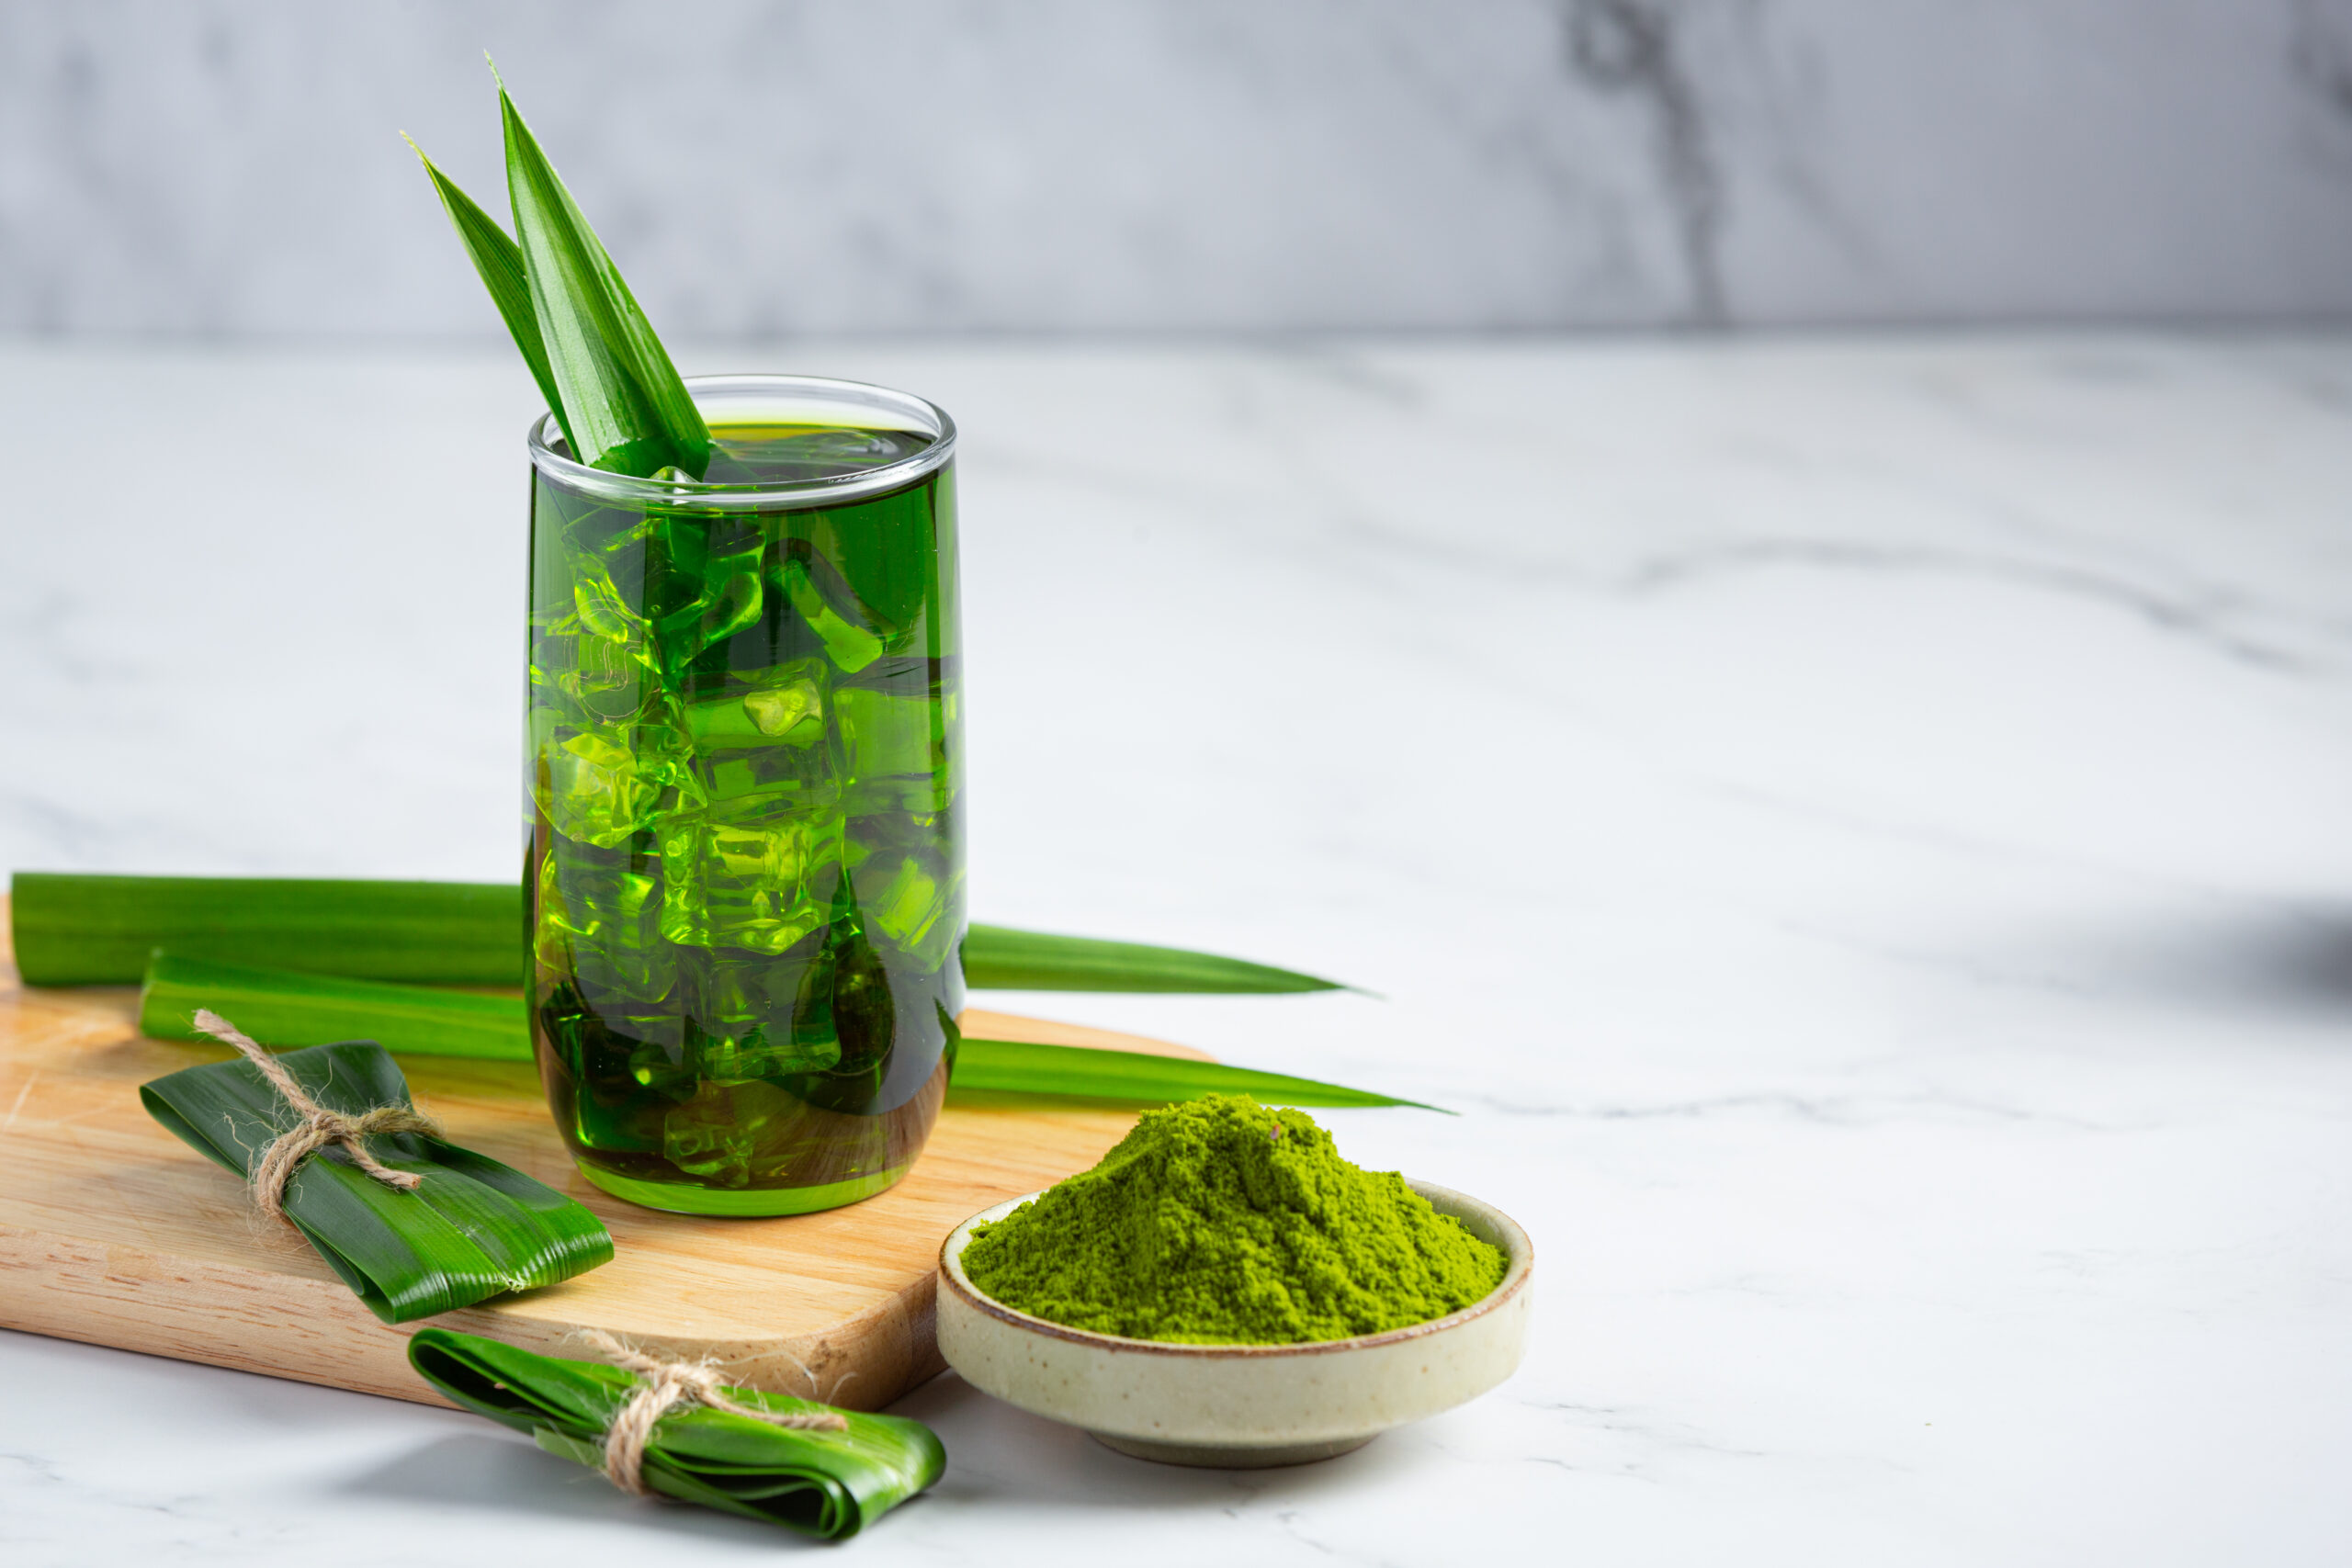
[959,1094,1508,1345]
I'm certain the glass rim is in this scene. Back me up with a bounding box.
[526,372,956,511]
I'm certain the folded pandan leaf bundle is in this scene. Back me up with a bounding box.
[409,1327,944,1540]
[10,872,1344,993]
[138,951,1434,1111]
[141,1032,612,1321]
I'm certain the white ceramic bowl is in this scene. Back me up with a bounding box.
[935,1179,1533,1468]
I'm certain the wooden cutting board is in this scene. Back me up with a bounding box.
[0,900,1203,1412]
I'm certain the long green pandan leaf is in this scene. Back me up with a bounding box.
[141,1041,613,1322]
[409,1328,944,1539]
[141,952,526,1060]
[11,873,1350,993]
[964,921,1342,993]
[137,952,526,1055]
[135,952,1435,1110]
[403,133,567,448]
[9,873,523,986]
[944,1036,1441,1111]
[492,64,710,478]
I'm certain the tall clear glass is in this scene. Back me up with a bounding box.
[525,375,962,1215]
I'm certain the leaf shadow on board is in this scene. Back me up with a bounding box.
[338,1432,821,1551]
[893,1371,1419,1514]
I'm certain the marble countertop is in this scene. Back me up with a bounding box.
[3,333,2348,1564]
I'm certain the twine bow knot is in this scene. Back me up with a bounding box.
[576,1329,849,1495]
[191,1009,447,1224]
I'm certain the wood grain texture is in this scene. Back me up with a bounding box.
[0,897,1201,1411]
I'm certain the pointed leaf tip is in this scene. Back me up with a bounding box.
[405,140,568,452]
[497,80,710,477]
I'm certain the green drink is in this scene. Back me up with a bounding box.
[526,376,962,1214]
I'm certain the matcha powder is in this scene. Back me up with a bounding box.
[960,1095,1509,1345]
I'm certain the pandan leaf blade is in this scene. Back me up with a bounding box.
[8,873,523,987]
[948,1037,1439,1111]
[141,952,527,1060]
[10,874,1355,994]
[961,923,1343,994]
[403,136,568,446]
[128,952,1434,1110]
[494,68,709,477]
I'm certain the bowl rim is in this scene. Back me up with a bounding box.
[937,1176,1532,1359]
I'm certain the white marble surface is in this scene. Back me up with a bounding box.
[6,1,2352,334]
[4,333,2352,1562]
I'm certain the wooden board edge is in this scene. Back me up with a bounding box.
[442,1268,944,1412]
[0,1221,454,1406]
[0,1219,944,1412]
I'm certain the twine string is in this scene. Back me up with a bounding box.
[190,1009,447,1224]
[576,1328,849,1496]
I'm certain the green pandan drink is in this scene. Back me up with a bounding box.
[526,375,962,1214]
[413,68,1348,1222]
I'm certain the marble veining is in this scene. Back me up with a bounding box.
[2,332,2350,1563]
[1565,0,1730,324]
[2,2,2351,335]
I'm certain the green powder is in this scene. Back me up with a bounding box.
[959,1095,1509,1345]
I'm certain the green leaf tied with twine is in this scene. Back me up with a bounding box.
[139,1012,613,1322]
[409,1327,944,1540]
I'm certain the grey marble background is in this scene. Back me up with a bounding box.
[3,0,2349,337]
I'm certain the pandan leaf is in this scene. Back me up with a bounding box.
[962,922,1345,994]
[132,951,1434,1111]
[492,62,710,478]
[409,1328,944,1539]
[403,133,568,450]
[141,952,526,1061]
[10,874,1351,993]
[8,873,523,986]
[943,1036,1441,1111]
[141,1040,613,1322]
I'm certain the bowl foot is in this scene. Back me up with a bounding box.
[1089,1432,1378,1469]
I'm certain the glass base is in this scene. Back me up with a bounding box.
[576,1158,911,1216]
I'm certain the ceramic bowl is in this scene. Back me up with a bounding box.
[935,1179,1532,1468]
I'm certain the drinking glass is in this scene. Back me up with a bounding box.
[526,375,962,1214]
